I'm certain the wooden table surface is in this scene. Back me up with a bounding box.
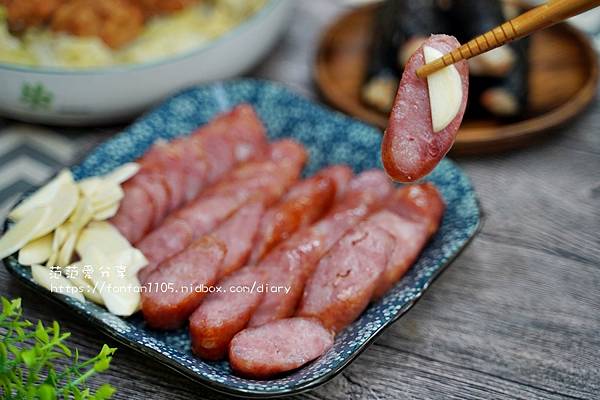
[1,1,599,399]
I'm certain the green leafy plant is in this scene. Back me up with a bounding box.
[0,297,117,399]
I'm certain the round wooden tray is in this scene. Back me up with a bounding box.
[315,3,599,155]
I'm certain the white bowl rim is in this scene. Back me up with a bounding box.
[0,0,285,75]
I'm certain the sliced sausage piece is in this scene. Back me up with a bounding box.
[170,194,248,240]
[109,183,154,243]
[296,222,395,332]
[304,169,394,256]
[317,165,353,200]
[111,168,169,242]
[189,267,265,360]
[111,104,269,238]
[382,34,469,182]
[137,194,243,283]
[177,104,264,202]
[136,140,306,282]
[139,140,187,211]
[129,173,171,229]
[386,182,445,236]
[249,174,336,264]
[197,133,236,185]
[368,210,429,297]
[344,169,396,203]
[180,104,269,200]
[136,219,194,284]
[189,170,390,348]
[229,317,334,379]
[248,249,311,328]
[141,236,225,330]
[197,140,307,202]
[194,104,270,168]
[174,136,209,203]
[264,139,308,173]
[371,183,445,297]
[248,170,393,327]
[109,214,135,245]
[212,201,264,277]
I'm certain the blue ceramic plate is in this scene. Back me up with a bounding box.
[3,79,480,398]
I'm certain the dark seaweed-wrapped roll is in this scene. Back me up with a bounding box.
[444,0,516,77]
[465,75,493,116]
[480,36,530,117]
[361,0,401,113]
[362,0,447,112]
[393,0,449,66]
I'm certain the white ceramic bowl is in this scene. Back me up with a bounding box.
[0,0,293,125]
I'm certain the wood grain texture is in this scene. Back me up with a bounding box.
[1,1,599,399]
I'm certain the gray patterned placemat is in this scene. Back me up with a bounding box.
[0,124,106,217]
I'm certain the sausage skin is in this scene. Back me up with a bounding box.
[187,170,390,361]
[189,267,265,360]
[111,104,268,243]
[212,201,264,277]
[248,170,393,327]
[249,173,336,264]
[296,221,394,332]
[229,317,334,379]
[371,183,445,297]
[140,236,225,330]
[382,34,469,182]
[317,165,353,200]
[137,140,307,282]
[386,182,445,236]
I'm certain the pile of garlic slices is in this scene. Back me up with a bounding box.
[0,163,147,316]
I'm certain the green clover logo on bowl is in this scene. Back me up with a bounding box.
[20,83,54,111]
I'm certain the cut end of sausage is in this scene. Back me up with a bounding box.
[316,165,354,200]
[385,182,445,235]
[296,222,394,332]
[229,317,334,379]
[382,34,469,183]
[190,267,265,361]
[140,236,225,330]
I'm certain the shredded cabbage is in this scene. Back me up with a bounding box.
[0,0,266,68]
